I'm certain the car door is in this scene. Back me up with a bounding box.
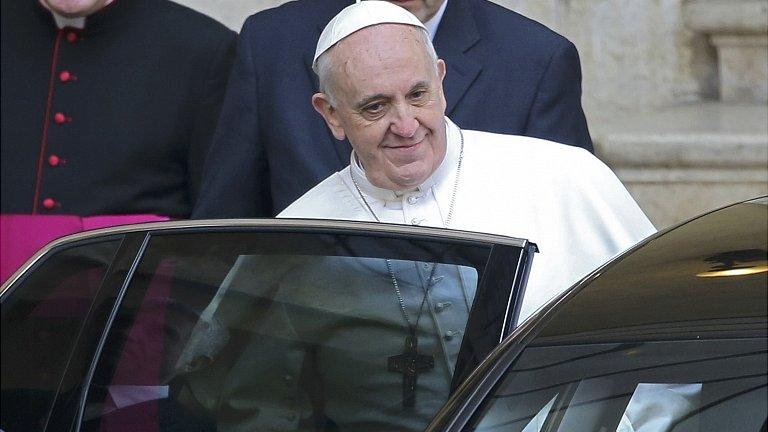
[1,219,536,432]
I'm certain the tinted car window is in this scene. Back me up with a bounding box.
[470,339,766,432]
[80,230,523,431]
[1,239,122,432]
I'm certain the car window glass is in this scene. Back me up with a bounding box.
[79,231,503,432]
[618,383,703,431]
[521,394,557,432]
[469,339,767,432]
[1,239,122,432]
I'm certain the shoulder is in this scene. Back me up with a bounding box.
[278,172,361,220]
[462,129,650,232]
[464,129,591,163]
[458,128,654,239]
[461,129,617,190]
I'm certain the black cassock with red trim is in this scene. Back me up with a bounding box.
[1,0,235,217]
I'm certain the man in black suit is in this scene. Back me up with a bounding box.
[0,0,235,281]
[193,0,592,218]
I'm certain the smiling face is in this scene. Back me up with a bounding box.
[312,24,447,191]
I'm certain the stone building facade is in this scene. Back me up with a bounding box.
[176,0,768,229]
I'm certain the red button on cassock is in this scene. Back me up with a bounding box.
[48,155,60,167]
[59,71,71,82]
[42,198,56,209]
[54,112,66,124]
[66,32,78,43]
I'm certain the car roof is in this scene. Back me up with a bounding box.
[534,197,768,344]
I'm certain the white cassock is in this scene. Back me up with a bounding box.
[280,117,657,322]
[184,118,656,431]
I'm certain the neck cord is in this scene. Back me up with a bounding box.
[350,127,465,330]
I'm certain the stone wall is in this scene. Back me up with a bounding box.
[175,0,768,229]
[464,1,768,230]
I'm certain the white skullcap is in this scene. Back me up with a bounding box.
[313,0,426,71]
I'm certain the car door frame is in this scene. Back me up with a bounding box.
[3,219,536,431]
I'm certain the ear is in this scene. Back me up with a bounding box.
[312,93,346,141]
[437,58,447,82]
[436,59,448,108]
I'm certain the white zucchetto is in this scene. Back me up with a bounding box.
[312,0,426,70]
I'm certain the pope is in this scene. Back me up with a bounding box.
[199,3,657,429]
[280,0,657,321]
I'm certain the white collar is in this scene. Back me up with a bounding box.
[50,11,86,29]
[349,117,461,201]
[423,0,449,41]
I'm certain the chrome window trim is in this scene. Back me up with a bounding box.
[499,249,530,341]
[1,218,530,295]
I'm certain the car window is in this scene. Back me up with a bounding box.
[467,339,767,432]
[1,239,122,432]
[79,230,529,431]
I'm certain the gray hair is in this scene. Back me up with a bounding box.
[315,26,439,106]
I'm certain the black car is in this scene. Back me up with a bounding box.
[428,197,767,432]
[2,198,766,431]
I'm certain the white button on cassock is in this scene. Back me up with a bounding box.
[434,301,452,312]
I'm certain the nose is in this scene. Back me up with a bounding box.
[389,104,419,138]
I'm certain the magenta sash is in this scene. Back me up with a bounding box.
[0,214,170,283]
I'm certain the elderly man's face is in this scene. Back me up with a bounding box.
[312,25,447,191]
[40,0,111,17]
[387,0,445,23]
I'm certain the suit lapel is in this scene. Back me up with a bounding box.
[433,0,482,116]
[302,0,354,93]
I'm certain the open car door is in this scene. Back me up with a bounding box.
[2,219,535,432]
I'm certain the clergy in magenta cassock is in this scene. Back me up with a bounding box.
[278,1,656,322]
[0,0,235,283]
[196,2,657,430]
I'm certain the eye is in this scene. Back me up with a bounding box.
[409,89,428,103]
[362,102,386,118]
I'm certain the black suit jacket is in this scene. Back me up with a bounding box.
[1,0,235,217]
[193,0,592,218]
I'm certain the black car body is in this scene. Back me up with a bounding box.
[429,197,767,432]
